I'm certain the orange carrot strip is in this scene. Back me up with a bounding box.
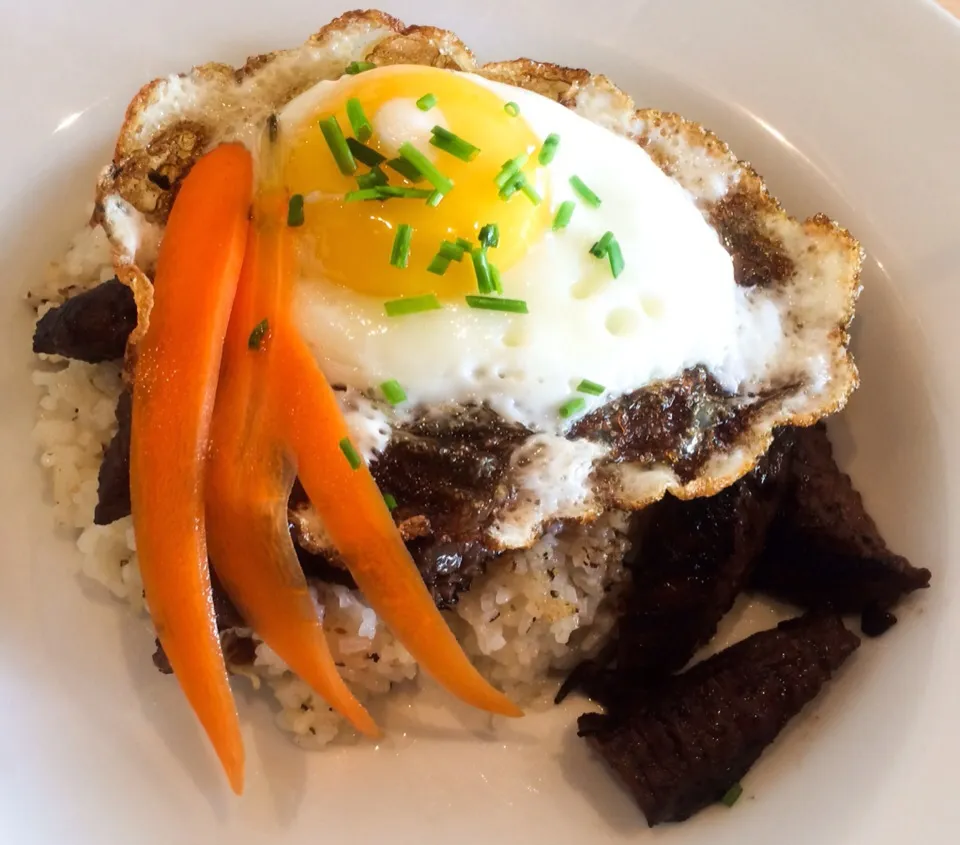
[277,331,523,719]
[206,222,378,738]
[130,143,252,794]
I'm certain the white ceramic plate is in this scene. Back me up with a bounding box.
[2,1,959,842]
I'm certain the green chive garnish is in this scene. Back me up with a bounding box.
[247,318,268,350]
[287,194,305,227]
[576,379,605,396]
[607,239,625,278]
[384,293,442,316]
[519,179,542,205]
[465,295,528,314]
[380,379,407,405]
[416,93,437,111]
[356,167,388,189]
[377,186,434,199]
[471,248,494,294]
[344,188,386,202]
[345,98,372,142]
[455,237,474,252]
[346,137,386,167]
[721,783,743,808]
[267,114,279,143]
[345,61,376,75]
[590,231,615,258]
[504,102,520,116]
[427,255,451,276]
[390,224,413,269]
[570,175,601,207]
[398,142,454,194]
[430,126,481,162]
[494,154,528,189]
[499,172,524,200]
[386,157,424,183]
[590,232,624,277]
[559,397,586,419]
[538,133,560,165]
[439,241,466,261]
[339,437,363,470]
[427,190,444,207]
[490,264,503,295]
[319,115,356,175]
[479,223,500,249]
[383,492,398,510]
[553,200,575,230]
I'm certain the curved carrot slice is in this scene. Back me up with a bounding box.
[206,222,378,738]
[277,332,523,719]
[130,142,252,795]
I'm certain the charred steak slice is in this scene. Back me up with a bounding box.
[752,424,930,615]
[578,614,860,826]
[32,278,136,363]
[94,390,132,525]
[613,428,794,682]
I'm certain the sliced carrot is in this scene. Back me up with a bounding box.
[130,143,252,795]
[277,331,523,719]
[206,220,378,738]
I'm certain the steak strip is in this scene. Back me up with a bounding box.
[579,614,859,826]
[752,424,931,624]
[32,279,136,363]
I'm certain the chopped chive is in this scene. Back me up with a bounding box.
[390,224,413,269]
[438,240,466,261]
[384,293,442,316]
[490,264,503,294]
[344,188,386,202]
[339,437,363,470]
[607,239,625,278]
[345,97,372,142]
[398,142,454,194]
[498,172,525,200]
[346,137,386,167]
[504,101,520,117]
[590,231,615,258]
[247,318,269,350]
[377,186,434,199]
[287,194,305,227]
[519,179,542,205]
[386,157,424,183]
[455,237,474,252]
[471,248,494,294]
[559,397,587,419]
[538,133,560,165]
[416,93,437,111]
[479,223,500,249]
[345,60,376,75]
[319,115,357,175]
[426,190,444,207]
[356,167,388,189]
[429,126,481,162]
[383,492,398,510]
[494,154,528,189]
[380,379,407,405]
[576,379,606,396]
[570,175,601,208]
[267,113,279,143]
[427,254,451,276]
[553,200,575,230]
[720,783,743,808]
[465,295,528,314]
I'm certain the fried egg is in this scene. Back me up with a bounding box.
[274,66,781,435]
[97,12,860,550]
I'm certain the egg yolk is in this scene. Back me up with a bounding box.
[280,66,550,299]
